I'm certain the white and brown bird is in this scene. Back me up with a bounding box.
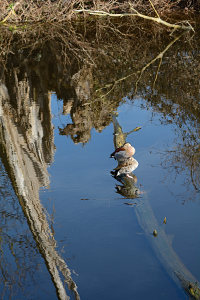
[112,157,139,178]
[110,143,136,162]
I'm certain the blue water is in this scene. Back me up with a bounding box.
[39,95,200,299]
[0,93,199,299]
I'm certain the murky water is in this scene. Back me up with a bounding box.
[0,20,199,299]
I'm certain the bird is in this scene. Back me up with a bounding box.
[110,143,136,162]
[112,157,139,178]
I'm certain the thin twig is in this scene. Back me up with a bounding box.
[148,0,160,18]
[152,57,162,90]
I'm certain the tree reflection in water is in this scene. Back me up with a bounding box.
[0,161,39,298]
[0,17,199,298]
[0,76,79,299]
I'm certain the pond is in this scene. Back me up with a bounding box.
[0,20,199,299]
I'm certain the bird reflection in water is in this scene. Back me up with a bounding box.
[114,172,140,199]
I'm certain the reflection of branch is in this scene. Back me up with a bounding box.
[73,9,194,31]
[134,33,184,94]
[97,33,184,98]
[190,152,200,192]
[96,71,138,98]
[152,57,162,90]
[159,143,200,197]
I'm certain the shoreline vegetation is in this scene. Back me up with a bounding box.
[0,0,198,31]
[0,0,199,70]
[0,0,199,71]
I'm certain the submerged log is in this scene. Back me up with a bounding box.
[111,114,200,299]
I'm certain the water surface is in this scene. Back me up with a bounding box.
[0,22,199,299]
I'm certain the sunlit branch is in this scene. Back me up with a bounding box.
[97,32,184,99]
[73,9,194,31]
[148,0,160,18]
